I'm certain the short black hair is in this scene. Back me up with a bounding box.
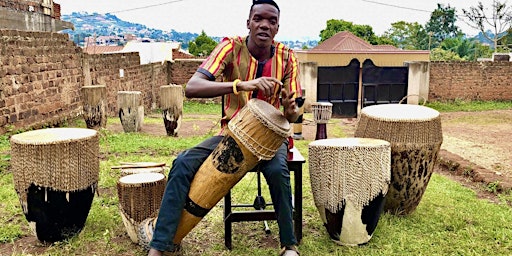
[251,0,280,12]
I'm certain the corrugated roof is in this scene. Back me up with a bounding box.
[311,31,401,52]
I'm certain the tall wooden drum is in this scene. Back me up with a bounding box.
[172,98,291,244]
[81,85,107,129]
[309,138,391,246]
[160,84,183,136]
[117,172,166,245]
[354,104,443,215]
[10,128,99,243]
[312,102,333,140]
[118,91,144,132]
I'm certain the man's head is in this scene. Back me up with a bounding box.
[247,0,280,48]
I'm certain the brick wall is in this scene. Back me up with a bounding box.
[0,29,170,133]
[169,59,203,85]
[429,61,512,101]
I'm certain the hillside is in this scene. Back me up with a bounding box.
[61,12,200,47]
[60,12,318,50]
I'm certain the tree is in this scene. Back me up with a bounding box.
[440,36,492,61]
[319,19,379,44]
[425,4,461,49]
[188,31,218,57]
[382,21,429,50]
[462,0,512,51]
[430,47,465,61]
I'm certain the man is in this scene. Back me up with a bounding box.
[148,0,301,255]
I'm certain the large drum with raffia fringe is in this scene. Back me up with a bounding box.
[10,128,99,243]
[117,172,166,245]
[172,98,291,244]
[309,138,391,246]
[354,104,443,215]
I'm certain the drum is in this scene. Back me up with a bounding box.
[172,98,291,243]
[160,84,183,136]
[10,128,99,243]
[112,162,168,177]
[81,85,107,129]
[311,102,333,140]
[354,104,443,215]
[292,97,305,140]
[309,138,391,246]
[117,91,144,132]
[117,172,166,244]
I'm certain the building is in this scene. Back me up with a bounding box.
[0,0,74,32]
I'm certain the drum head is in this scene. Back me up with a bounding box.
[247,99,290,137]
[361,104,439,121]
[10,128,97,145]
[119,173,165,184]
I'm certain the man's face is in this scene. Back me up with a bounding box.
[247,4,279,48]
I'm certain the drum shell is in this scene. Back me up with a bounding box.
[311,102,333,124]
[117,173,166,243]
[160,84,183,136]
[354,104,443,215]
[308,138,391,245]
[10,128,99,243]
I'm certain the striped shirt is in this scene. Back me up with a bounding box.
[197,36,302,127]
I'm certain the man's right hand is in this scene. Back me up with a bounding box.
[238,77,282,98]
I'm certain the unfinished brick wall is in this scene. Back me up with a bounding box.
[429,61,512,101]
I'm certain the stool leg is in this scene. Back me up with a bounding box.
[254,171,271,234]
[224,191,233,250]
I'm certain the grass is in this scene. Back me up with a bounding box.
[0,100,511,255]
[425,99,512,112]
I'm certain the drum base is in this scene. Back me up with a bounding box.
[24,183,95,243]
[324,193,386,246]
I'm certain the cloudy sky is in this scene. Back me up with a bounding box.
[57,0,497,41]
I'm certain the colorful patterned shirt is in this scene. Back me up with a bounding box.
[197,36,302,126]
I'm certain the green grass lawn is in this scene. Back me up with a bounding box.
[0,100,511,255]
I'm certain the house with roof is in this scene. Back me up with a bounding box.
[295,31,430,117]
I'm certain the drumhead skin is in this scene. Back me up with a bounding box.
[246,98,290,137]
[119,173,165,184]
[10,128,97,145]
[360,104,439,121]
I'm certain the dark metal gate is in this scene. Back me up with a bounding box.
[317,59,360,118]
[316,59,408,117]
[362,59,408,107]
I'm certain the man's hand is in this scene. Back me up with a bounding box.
[281,89,299,123]
[238,77,282,98]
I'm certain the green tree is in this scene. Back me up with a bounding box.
[462,0,512,51]
[188,30,218,57]
[439,36,494,61]
[425,4,461,49]
[319,19,379,44]
[382,21,429,50]
[430,47,465,61]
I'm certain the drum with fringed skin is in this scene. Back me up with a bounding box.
[354,104,443,215]
[10,128,99,243]
[171,98,291,244]
[160,84,184,136]
[311,102,333,140]
[309,138,391,246]
[117,172,166,245]
[118,91,144,132]
[81,85,107,130]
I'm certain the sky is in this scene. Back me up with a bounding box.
[57,0,497,41]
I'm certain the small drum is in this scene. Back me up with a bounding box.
[172,98,291,243]
[311,102,333,140]
[10,128,99,243]
[354,104,443,215]
[117,91,144,132]
[112,162,168,177]
[309,138,391,246]
[117,172,166,244]
[160,84,183,136]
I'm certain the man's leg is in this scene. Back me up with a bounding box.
[149,136,223,252]
[260,142,297,247]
